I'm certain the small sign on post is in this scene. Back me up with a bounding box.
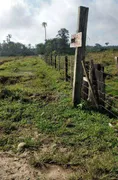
[70,32,82,48]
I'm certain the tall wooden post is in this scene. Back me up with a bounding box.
[72,6,89,107]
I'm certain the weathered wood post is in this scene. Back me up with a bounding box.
[88,60,99,105]
[72,6,89,107]
[58,55,60,71]
[114,56,118,67]
[94,64,105,106]
[114,56,118,75]
[70,56,73,86]
[50,54,52,66]
[88,61,105,107]
[54,55,57,69]
[65,56,68,81]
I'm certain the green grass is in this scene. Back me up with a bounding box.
[0,56,117,180]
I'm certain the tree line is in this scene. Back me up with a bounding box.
[0,31,118,57]
[0,34,35,56]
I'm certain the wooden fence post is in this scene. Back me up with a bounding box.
[65,56,68,81]
[94,64,105,106]
[114,56,118,68]
[88,60,99,104]
[72,6,89,107]
[114,56,118,75]
[88,61,105,107]
[50,54,52,66]
[58,55,60,71]
[70,56,73,86]
[54,55,57,69]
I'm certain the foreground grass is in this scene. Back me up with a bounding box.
[0,56,118,180]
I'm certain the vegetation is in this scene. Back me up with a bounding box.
[0,56,117,179]
[2,28,118,57]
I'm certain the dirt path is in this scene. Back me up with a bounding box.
[0,152,71,180]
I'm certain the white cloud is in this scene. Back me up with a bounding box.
[0,0,118,45]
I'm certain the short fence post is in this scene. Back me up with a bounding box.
[94,64,105,106]
[88,60,99,104]
[115,56,118,68]
[70,56,73,86]
[50,54,52,66]
[88,61,105,107]
[54,55,57,69]
[58,55,60,71]
[114,56,118,75]
[65,56,68,81]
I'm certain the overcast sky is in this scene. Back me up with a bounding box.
[0,0,118,46]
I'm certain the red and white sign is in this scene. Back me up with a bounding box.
[70,32,82,48]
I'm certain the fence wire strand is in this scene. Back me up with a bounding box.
[99,105,118,119]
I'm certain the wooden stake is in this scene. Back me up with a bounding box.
[54,55,57,69]
[58,55,60,71]
[50,54,52,65]
[94,64,105,106]
[88,60,99,104]
[65,56,68,81]
[70,56,73,86]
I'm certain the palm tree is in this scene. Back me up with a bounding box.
[6,34,12,43]
[105,42,109,46]
[42,22,47,42]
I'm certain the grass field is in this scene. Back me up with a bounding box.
[0,55,118,179]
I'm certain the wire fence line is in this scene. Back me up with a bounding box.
[44,54,118,118]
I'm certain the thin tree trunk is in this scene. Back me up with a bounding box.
[45,27,46,42]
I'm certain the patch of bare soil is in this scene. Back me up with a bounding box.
[0,59,16,66]
[0,152,72,180]
[0,76,21,85]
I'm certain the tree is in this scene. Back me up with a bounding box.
[42,22,47,42]
[56,28,69,54]
[36,43,45,55]
[6,34,12,43]
[105,42,109,46]
[0,34,36,56]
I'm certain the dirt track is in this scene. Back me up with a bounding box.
[0,152,71,180]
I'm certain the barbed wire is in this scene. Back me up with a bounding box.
[99,105,118,119]
[99,97,118,112]
[96,80,117,91]
[82,90,88,97]
[95,68,105,74]
[82,84,89,89]
[98,90,118,102]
